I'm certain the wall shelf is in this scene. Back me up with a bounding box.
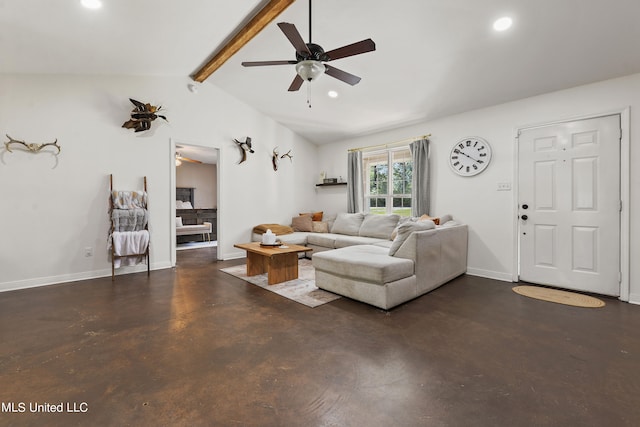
[316,182,347,187]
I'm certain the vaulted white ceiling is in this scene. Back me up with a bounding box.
[3,0,640,146]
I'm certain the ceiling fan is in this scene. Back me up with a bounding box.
[241,0,376,92]
[175,148,202,166]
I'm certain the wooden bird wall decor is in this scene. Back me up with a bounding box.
[122,98,168,132]
[233,137,254,164]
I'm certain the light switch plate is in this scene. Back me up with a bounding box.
[497,182,511,191]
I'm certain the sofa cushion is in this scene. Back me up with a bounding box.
[277,232,311,245]
[323,213,337,231]
[307,232,338,248]
[313,245,414,284]
[389,220,436,256]
[335,235,390,248]
[330,212,365,236]
[358,214,400,239]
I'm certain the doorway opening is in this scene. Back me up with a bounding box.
[170,140,220,266]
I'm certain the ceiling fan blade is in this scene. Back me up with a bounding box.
[287,74,304,92]
[180,156,202,164]
[277,22,312,56]
[324,39,376,61]
[242,60,297,67]
[324,65,361,86]
[176,152,203,164]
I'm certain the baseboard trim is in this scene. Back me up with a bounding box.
[223,250,248,261]
[628,293,640,305]
[0,262,173,293]
[466,267,513,282]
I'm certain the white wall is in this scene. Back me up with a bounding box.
[317,73,640,302]
[0,74,318,291]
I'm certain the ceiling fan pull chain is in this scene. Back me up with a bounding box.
[307,83,312,108]
[309,0,312,43]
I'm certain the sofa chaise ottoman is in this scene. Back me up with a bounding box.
[312,220,468,310]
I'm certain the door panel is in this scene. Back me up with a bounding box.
[518,115,620,296]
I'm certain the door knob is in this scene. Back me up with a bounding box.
[522,204,529,210]
[521,214,528,220]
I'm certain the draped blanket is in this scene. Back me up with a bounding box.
[111,208,148,232]
[252,223,294,236]
[109,230,149,268]
[111,190,147,209]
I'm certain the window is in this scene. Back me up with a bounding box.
[363,147,412,216]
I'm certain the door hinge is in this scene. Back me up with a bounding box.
[620,200,623,212]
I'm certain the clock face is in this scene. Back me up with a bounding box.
[449,137,492,176]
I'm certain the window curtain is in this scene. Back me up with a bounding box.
[347,151,363,213]
[410,138,430,216]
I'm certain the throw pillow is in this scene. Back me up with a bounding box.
[418,214,440,225]
[176,217,183,227]
[390,216,414,240]
[330,212,365,236]
[176,200,184,209]
[291,215,313,232]
[312,221,329,233]
[438,214,453,225]
[299,211,323,221]
[388,220,436,256]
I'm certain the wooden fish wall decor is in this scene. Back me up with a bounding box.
[122,98,168,132]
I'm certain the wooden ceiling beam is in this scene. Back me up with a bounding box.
[191,0,296,83]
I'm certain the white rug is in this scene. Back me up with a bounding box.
[220,258,341,308]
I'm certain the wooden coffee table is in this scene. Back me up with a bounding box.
[234,242,312,285]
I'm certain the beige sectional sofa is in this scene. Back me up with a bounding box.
[252,212,468,309]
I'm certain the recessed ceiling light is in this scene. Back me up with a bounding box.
[493,16,512,31]
[81,0,102,9]
[327,90,339,98]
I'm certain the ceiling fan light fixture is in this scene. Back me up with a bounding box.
[81,0,102,9]
[493,16,513,31]
[295,60,325,82]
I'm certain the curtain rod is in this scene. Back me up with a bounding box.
[348,134,431,153]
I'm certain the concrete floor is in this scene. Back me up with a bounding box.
[1,247,639,426]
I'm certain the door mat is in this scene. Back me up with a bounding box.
[512,285,605,308]
[220,259,341,308]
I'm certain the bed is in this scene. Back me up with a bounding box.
[176,187,217,243]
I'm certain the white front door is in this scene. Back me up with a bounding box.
[518,115,621,296]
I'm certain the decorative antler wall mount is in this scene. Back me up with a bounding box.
[4,134,61,155]
[272,147,279,171]
[272,147,293,171]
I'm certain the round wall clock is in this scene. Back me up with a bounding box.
[449,136,492,176]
